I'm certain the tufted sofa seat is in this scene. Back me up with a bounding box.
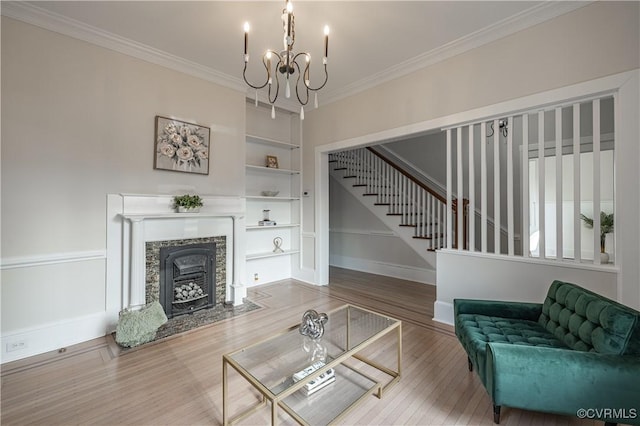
[454,280,640,425]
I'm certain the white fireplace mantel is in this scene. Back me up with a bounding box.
[106,194,247,330]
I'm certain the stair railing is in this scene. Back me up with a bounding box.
[329,148,467,251]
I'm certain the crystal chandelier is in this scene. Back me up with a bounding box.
[243,0,329,120]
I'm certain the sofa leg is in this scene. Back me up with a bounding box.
[493,404,501,424]
[467,356,473,372]
[604,422,617,426]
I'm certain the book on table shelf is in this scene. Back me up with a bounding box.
[292,361,336,396]
[258,220,277,226]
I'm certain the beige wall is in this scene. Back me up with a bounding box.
[304,2,639,147]
[1,17,246,332]
[303,1,639,248]
[303,2,639,303]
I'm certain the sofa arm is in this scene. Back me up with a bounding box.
[486,342,640,424]
[454,299,542,321]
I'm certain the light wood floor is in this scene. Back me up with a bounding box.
[1,267,598,426]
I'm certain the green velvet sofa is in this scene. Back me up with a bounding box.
[454,280,640,425]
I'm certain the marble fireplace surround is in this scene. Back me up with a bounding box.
[106,194,246,331]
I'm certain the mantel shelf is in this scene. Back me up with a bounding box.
[121,212,244,221]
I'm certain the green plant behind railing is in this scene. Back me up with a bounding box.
[580,211,614,253]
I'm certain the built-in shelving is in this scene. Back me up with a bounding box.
[245,196,301,201]
[245,164,300,175]
[246,224,300,230]
[244,102,301,286]
[246,249,301,260]
[246,134,300,150]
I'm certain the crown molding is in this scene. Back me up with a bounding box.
[319,1,592,106]
[1,1,247,93]
[2,1,591,110]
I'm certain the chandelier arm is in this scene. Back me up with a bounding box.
[292,52,328,92]
[242,55,271,90]
[306,64,328,92]
[267,55,284,104]
[293,61,309,106]
[268,71,280,104]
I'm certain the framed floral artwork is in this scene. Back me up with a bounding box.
[154,116,210,175]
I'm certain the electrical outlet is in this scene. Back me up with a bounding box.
[254,273,259,281]
[6,340,27,353]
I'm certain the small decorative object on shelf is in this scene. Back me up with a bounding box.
[299,309,328,340]
[302,336,327,363]
[261,190,280,197]
[266,155,279,168]
[173,194,203,213]
[259,209,277,226]
[292,360,335,396]
[273,237,284,253]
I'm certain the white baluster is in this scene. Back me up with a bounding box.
[494,119,501,254]
[555,108,563,260]
[468,124,475,252]
[573,104,581,262]
[522,114,530,257]
[538,110,546,259]
[592,99,601,264]
[507,116,515,256]
[480,122,488,253]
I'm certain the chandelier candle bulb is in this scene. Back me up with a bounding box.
[243,22,249,55]
[300,106,304,120]
[324,25,329,57]
[286,1,292,37]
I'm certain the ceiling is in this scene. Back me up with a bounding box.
[10,1,588,110]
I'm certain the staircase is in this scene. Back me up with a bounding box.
[329,148,465,265]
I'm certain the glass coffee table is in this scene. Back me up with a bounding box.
[222,304,402,425]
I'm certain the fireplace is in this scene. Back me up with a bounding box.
[107,194,246,331]
[145,236,227,319]
[159,243,216,319]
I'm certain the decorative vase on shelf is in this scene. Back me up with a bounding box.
[600,252,609,264]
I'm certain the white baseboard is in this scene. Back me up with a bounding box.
[292,267,321,286]
[330,254,435,284]
[1,312,109,364]
[433,300,455,326]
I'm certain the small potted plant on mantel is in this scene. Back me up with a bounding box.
[580,211,614,263]
[173,194,203,213]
